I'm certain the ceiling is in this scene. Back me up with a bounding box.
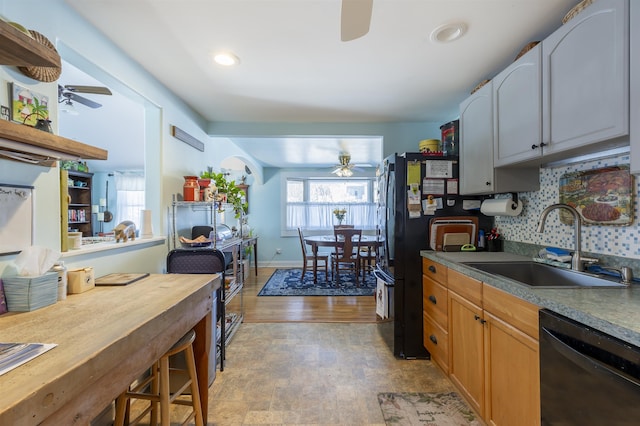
[63,0,580,170]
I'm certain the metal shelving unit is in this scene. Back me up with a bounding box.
[170,199,246,370]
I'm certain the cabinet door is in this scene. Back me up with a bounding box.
[448,290,484,416]
[630,0,640,174]
[542,0,628,155]
[493,45,543,166]
[484,311,540,426]
[460,82,495,195]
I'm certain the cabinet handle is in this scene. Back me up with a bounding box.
[428,295,437,305]
[485,181,491,186]
[531,144,539,150]
[429,334,438,345]
[531,142,547,150]
[428,265,436,273]
[474,314,487,324]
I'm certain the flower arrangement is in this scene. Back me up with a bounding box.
[333,208,347,224]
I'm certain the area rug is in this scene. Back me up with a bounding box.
[257,268,376,296]
[378,392,480,426]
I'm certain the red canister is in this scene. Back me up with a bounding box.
[440,120,459,156]
[183,176,200,201]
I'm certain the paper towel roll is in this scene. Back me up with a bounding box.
[140,209,154,238]
[480,198,523,216]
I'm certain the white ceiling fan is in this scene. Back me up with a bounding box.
[331,153,364,177]
[341,0,373,42]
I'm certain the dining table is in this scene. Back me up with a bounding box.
[304,234,383,283]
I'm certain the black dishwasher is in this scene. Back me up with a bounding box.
[539,309,640,425]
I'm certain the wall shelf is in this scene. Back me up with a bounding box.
[0,20,60,67]
[0,119,108,166]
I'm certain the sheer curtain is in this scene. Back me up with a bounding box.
[114,171,145,226]
[287,202,376,231]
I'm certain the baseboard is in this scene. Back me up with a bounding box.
[258,260,301,268]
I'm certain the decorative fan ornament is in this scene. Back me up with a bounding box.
[341,0,373,41]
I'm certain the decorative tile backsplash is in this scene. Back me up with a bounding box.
[495,153,640,258]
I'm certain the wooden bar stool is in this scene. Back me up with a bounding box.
[114,329,204,426]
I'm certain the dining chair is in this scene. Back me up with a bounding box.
[334,224,355,230]
[298,228,329,282]
[331,228,362,286]
[360,228,381,277]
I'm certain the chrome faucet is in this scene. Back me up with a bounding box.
[537,203,596,272]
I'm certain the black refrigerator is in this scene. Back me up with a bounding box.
[376,152,487,359]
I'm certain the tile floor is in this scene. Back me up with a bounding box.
[207,322,456,425]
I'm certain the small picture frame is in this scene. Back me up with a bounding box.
[0,105,9,121]
[10,82,50,126]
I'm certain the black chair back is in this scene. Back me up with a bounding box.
[167,248,226,274]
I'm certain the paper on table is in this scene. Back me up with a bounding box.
[0,342,57,376]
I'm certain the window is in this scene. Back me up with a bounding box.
[286,177,377,231]
[114,171,145,226]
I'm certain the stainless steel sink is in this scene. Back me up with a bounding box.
[462,261,628,288]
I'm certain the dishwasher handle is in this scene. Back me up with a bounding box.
[541,326,640,389]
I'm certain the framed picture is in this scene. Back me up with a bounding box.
[0,106,9,121]
[10,82,50,126]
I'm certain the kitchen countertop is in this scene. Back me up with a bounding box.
[421,250,640,347]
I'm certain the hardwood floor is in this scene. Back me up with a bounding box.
[237,267,379,323]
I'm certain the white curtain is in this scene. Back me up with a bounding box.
[287,202,376,231]
[114,171,145,226]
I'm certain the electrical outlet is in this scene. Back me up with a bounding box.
[276,248,282,254]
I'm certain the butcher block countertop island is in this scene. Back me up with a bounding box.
[0,273,220,426]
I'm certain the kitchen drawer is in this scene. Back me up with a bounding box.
[483,284,539,339]
[423,312,449,373]
[423,258,447,285]
[448,268,482,306]
[423,275,448,330]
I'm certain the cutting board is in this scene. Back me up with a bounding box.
[430,216,478,251]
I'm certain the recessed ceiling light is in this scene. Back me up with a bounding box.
[213,52,240,66]
[430,22,468,43]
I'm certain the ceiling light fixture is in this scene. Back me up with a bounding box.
[430,22,468,43]
[336,167,353,177]
[213,52,240,66]
[60,98,79,115]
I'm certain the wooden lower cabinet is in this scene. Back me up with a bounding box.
[484,311,540,426]
[422,259,541,425]
[448,289,485,417]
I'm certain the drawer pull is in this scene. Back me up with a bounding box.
[428,265,436,273]
[474,315,480,321]
[428,295,437,305]
[429,334,438,345]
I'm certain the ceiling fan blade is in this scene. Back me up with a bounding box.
[68,92,102,109]
[341,0,373,42]
[64,85,112,96]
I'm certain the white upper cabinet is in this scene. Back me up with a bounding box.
[460,82,495,195]
[542,0,629,158]
[459,82,539,195]
[493,45,543,167]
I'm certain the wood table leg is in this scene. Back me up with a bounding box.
[193,311,211,421]
[312,244,318,283]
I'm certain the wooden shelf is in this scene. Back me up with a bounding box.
[0,119,108,166]
[0,20,60,67]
